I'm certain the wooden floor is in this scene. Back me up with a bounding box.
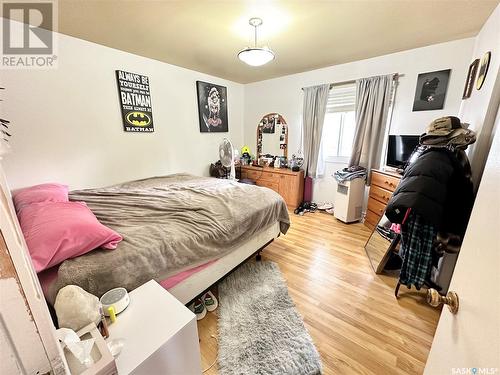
[198,211,441,375]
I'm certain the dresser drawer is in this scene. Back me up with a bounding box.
[369,185,393,204]
[371,172,400,192]
[256,179,279,193]
[365,209,381,228]
[367,197,387,216]
[259,171,281,183]
[243,169,263,181]
[242,169,280,183]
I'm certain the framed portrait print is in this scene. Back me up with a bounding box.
[196,81,228,132]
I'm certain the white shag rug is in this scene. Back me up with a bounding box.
[217,261,322,375]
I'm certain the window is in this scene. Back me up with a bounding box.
[320,83,356,163]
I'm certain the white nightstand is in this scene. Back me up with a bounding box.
[106,280,201,374]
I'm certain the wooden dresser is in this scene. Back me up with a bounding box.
[365,169,402,230]
[240,165,304,207]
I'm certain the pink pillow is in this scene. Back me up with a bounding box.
[13,183,69,213]
[18,201,122,272]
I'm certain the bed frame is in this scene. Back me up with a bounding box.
[169,222,280,305]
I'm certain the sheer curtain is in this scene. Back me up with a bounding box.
[302,84,330,178]
[317,83,357,176]
[349,74,394,184]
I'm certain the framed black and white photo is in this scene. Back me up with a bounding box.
[196,81,228,132]
[462,59,479,99]
[412,69,451,111]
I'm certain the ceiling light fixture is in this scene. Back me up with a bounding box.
[238,17,275,67]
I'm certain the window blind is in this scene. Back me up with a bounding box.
[326,83,356,113]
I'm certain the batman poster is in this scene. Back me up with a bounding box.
[116,70,154,132]
[196,81,228,132]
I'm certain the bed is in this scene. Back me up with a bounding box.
[39,174,290,305]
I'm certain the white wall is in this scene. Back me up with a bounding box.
[459,4,500,188]
[1,22,486,202]
[0,22,244,190]
[243,38,475,204]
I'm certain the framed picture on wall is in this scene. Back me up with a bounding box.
[196,81,228,132]
[476,51,491,90]
[412,69,451,111]
[462,59,479,99]
[116,70,154,132]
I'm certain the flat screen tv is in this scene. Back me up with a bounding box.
[386,135,420,168]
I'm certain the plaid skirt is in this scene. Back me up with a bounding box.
[399,213,437,289]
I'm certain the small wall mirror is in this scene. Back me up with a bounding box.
[257,113,288,159]
[364,214,400,273]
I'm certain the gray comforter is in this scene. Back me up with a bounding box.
[47,174,289,303]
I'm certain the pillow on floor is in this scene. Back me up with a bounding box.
[13,183,69,213]
[18,201,122,272]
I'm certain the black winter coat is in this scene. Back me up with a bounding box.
[385,148,473,237]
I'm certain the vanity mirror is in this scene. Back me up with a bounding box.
[257,113,288,162]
